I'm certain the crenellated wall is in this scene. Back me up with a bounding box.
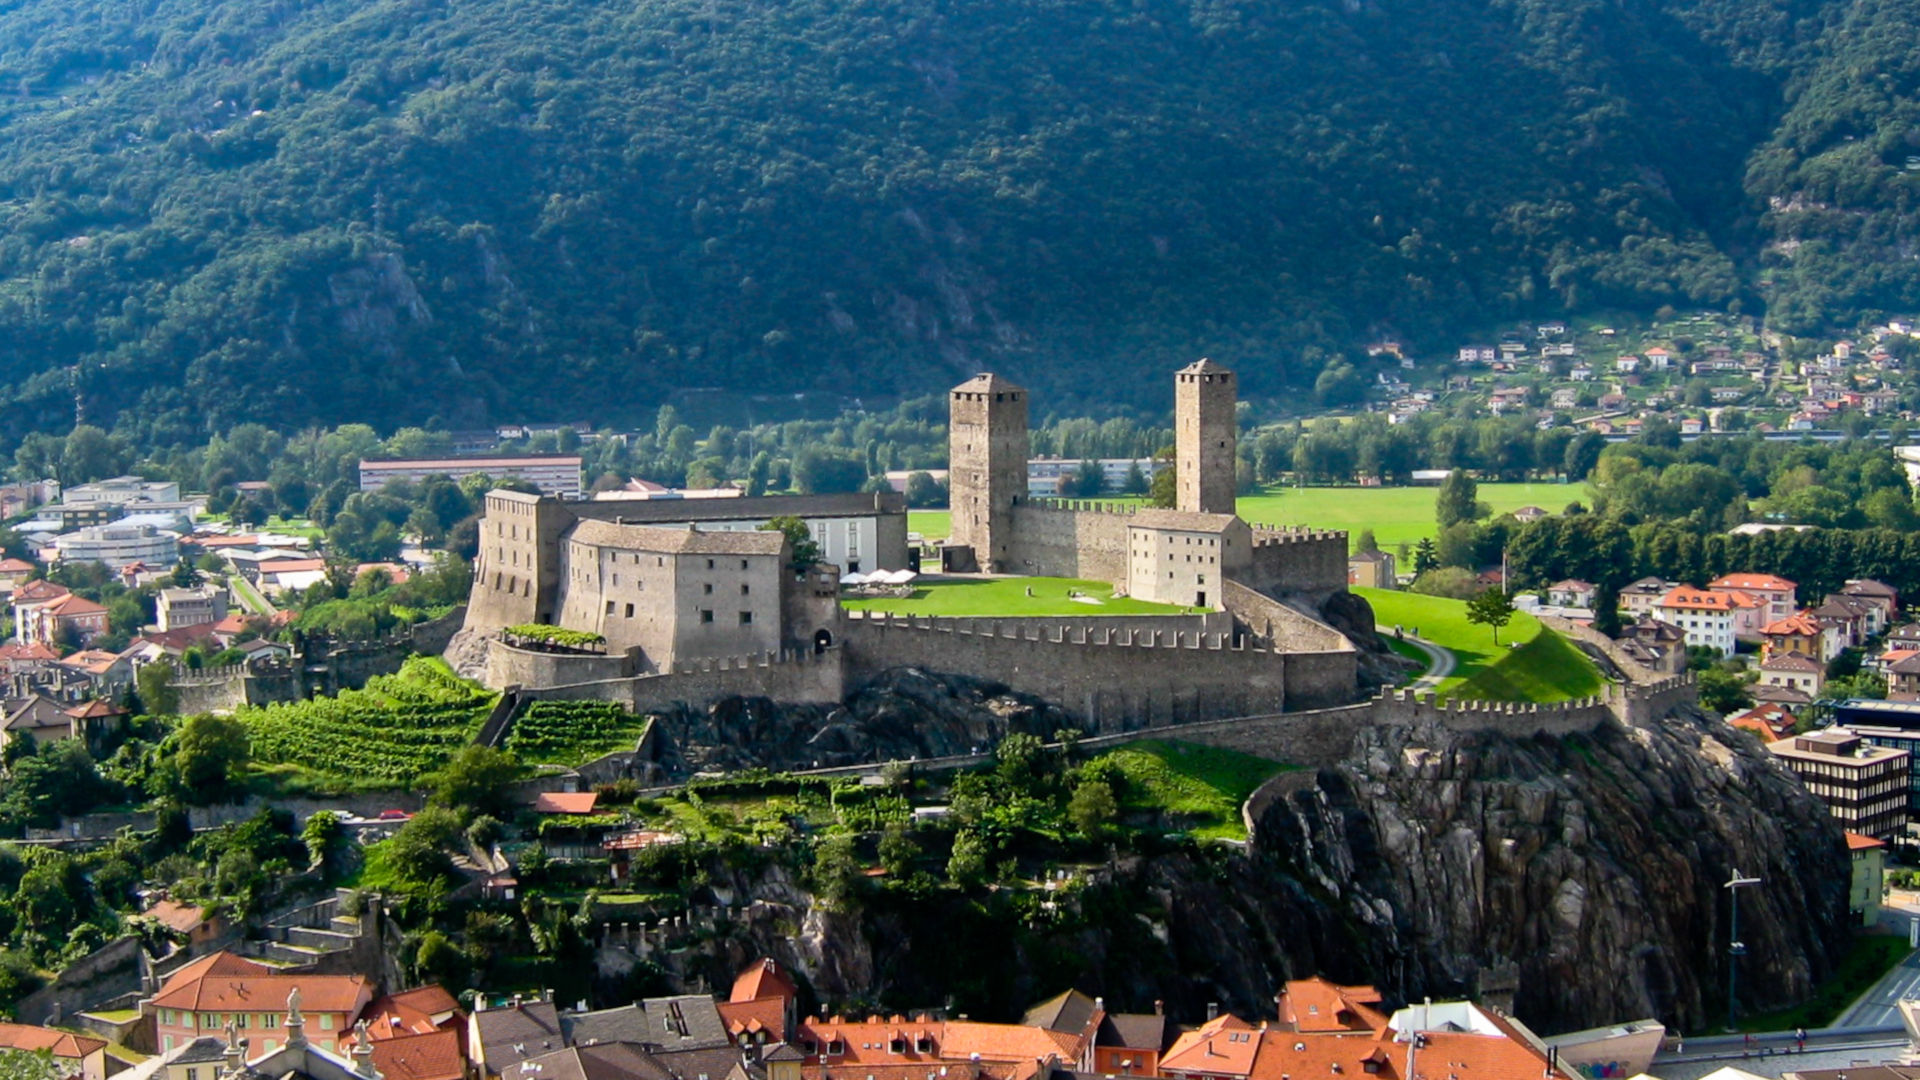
[1003,502,1130,582]
[1239,525,1350,598]
[514,648,846,713]
[839,610,1347,726]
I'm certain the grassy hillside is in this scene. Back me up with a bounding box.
[0,0,1894,440]
[1357,586,1603,703]
[911,483,1570,546]
[841,576,1198,617]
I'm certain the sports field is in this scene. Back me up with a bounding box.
[840,575,1200,617]
[1356,587,1601,702]
[910,482,1575,550]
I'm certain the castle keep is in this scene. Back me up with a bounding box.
[459,362,1365,725]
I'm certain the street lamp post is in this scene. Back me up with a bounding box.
[1726,869,1763,1031]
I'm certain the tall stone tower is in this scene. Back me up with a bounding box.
[1176,358,1237,515]
[948,373,1028,572]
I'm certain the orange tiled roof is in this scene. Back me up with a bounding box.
[365,1029,466,1080]
[11,580,68,603]
[731,958,798,1004]
[1278,977,1388,1034]
[1710,574,1796,593]
[1162,1014,1261,1077]
[533,792,599,814]
[719,998,787,1041]
[1764,613,1826,638]
[1409,1023,1565,1080]
[0,642,59,662]
[152,967,370,1014]
[1247,1030,1398,1080]
[160,951,272,985]
[145,900,210,934]
[1657,588,1747,612]
[1847,832,1888,851]
[42,593,107,617]
[0,1022,107,1060]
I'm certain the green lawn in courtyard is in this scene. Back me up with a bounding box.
[1100,739,1295,841]
[1359,588,1603,703]
[841,575,1201,617]
[1234,483,1573,550]
[910,483,1574,550]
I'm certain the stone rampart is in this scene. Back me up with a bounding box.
[516,648,846,713]
[13,935,142,1026]
[1003,503,1130,583]
[1220,582,1357,708]
[484,638,638,688]
[1240,525,1350,597]
[842,610,1305,727]
[1614,673,1698,726]
[1537,615,1680,683]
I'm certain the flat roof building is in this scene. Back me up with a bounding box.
[358,456,584,498]
[1768,729,1910,840]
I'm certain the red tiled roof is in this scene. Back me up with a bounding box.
[720,998,788,1041]
[151,966,370,1014]
[1278,977,1388,1034]
[11,580,69,603]
[1161,1014,1261,1077]
[731,958,798,1004]
[0,642,59,662]
[42,593,107,617]
[1763,614,1825,637]
[0,1022,107,1060]
[146,900,210,934]
[532,792,599,814]
[1247,1030,1399,1080]
[212,613,253,634]
[365,1029,466,1080]
[0,558,36,574]
[64,699,127,720]
[1847,832,1888,851]
[1710,574,1796,593]
[159,951,273,985]
[1658,589,1743,612]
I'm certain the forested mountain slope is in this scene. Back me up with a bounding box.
[0,0,1907,438]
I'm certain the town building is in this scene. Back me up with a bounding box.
[1848,832,1887,927]
[1758,653,1824,699]
[158,585,230,633]
[1025,458,1161,498]
[1708,574,1797,623]
[17,591,110,648]
[1548,580,1595,609]
[63,476,181,506]
[1763,613,1834,662]
[52,523,181,572]
[1727,703,1797,741]
[1621,577,1672,617]
[147,952,374,1056]
[1653,588,1743,656]
[1347,550,1395,589]
[1766,729,1910,840]
[358,455,585,498]
[0,1023,109,1080]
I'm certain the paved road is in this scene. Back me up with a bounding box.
[1393,633,1455,692]
[1834,927,1920,1028]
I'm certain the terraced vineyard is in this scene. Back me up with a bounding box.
[506,701,652,767]
[238,657,496,786]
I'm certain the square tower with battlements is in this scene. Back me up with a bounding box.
[948,373,1028,573]
[1176,358,1237,515]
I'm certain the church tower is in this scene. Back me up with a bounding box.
[1175,358,1237,515]
[948,373,1028,572]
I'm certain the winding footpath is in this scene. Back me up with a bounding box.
[1396,633,1456,692]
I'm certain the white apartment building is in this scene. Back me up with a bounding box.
[52,524,181,572]
[1653,588,1742,656]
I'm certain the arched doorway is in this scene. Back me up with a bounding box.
[813,629,834,654]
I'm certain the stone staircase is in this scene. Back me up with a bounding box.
[250,889,371,968]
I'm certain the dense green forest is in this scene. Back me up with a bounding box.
[0,0,1914,442]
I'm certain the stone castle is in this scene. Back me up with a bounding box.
[457,361,1370,725]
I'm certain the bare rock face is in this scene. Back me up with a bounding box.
[650,667,1076,774]
[1252,709,1850,1032]
[629,703,1846,1035]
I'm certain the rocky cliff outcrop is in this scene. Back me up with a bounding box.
[620,707,1845,1035]
[650,667,1077,773]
